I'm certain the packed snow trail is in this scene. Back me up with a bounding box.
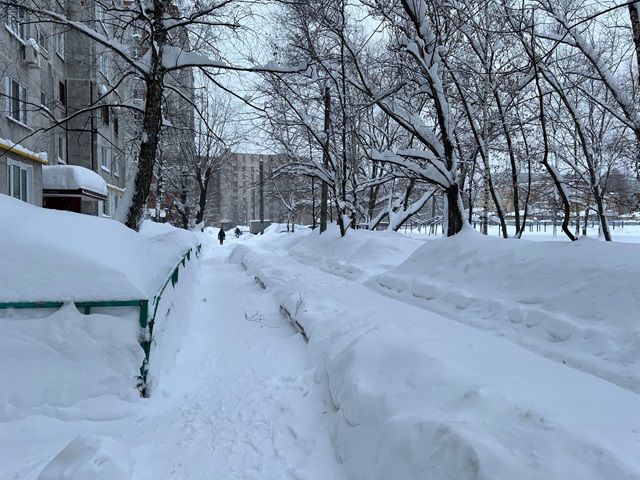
[0,241,346,480]
[133,242,346,480]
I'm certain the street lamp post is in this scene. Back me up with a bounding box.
[259,159,264,233]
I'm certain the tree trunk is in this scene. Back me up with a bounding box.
[124,0,167,232]
[629,4,640,85]
[495,92,522,234]
[195,166,211,226]
[320,86,331,233]
[592,184,612,240]
[445,183,465,236]
[125,77,165,231]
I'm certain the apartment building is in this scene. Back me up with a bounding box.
[0,1,66,207]
[0,1,147,217]
[206,152,287,228]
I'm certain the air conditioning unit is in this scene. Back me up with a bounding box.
[23,44,40,68]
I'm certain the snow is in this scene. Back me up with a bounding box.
[38,434,134,480]
[162,47,228,69]
[42,165,108,196]
[0,194,198,302]
[0,303,143,423]
[2,207,640,479]
[0,137,48,163]
[229,224,640,479]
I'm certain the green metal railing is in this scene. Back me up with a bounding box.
[138,244,201,396]
[0,300,149,327]
[0,243,201,398]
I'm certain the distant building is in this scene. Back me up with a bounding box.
[207,152,287,227]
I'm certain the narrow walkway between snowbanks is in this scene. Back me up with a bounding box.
[0,241,346,480]
[230,242,640,480]
[125,244,346,479]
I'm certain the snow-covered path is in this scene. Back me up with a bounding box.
[132,243,346,479]
[3,226,640,479]
[0,242,346,480]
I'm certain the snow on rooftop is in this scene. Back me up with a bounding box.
[42,165,108,196]
[0,137,47,163]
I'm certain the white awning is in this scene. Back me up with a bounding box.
[43,165,108,198]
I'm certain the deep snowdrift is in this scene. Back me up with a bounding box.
[0,193,201,421]
[0,194,198,302]
[3,210,640,479]
[252,224,640,393]
[231,223,640,479]
[0,303,143,423]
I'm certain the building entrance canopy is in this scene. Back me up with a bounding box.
[42,165,108,201]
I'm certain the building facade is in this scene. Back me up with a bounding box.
[0,0,150,217]
[0,1,66,206]
[206,152,288,228]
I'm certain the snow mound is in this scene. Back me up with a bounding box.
[250,223,423,281]
[251,223,640,393]
[0,194,204,417]
[0,303,144,422]
[230,236,640,480]
[38,434,133,480]
[369,228,640,391]
[0,194,199,303]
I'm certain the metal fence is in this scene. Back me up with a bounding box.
[0,243,202,397]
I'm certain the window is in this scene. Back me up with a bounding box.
[37,27,48,55]
[5,5,26,40]
[40,91,50,112]
[113,117,119,135]
[100,146,110,171]
[58,135,66,163]
[102,105,109,125]
[5,77,27,125]
[131,45,143,59]
[113,155,120,177]
[58,81,65,105]
[7,159,32,203]
[54,30,64,59]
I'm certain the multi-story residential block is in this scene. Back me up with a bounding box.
[62,0,131,216]
[0,1,66,207]
[207,152,287,228]
[0,1,143,217]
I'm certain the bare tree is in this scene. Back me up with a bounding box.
[1,0,307,231]
[162,90,241,229]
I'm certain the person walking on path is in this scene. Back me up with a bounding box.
[218,228,226,245]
